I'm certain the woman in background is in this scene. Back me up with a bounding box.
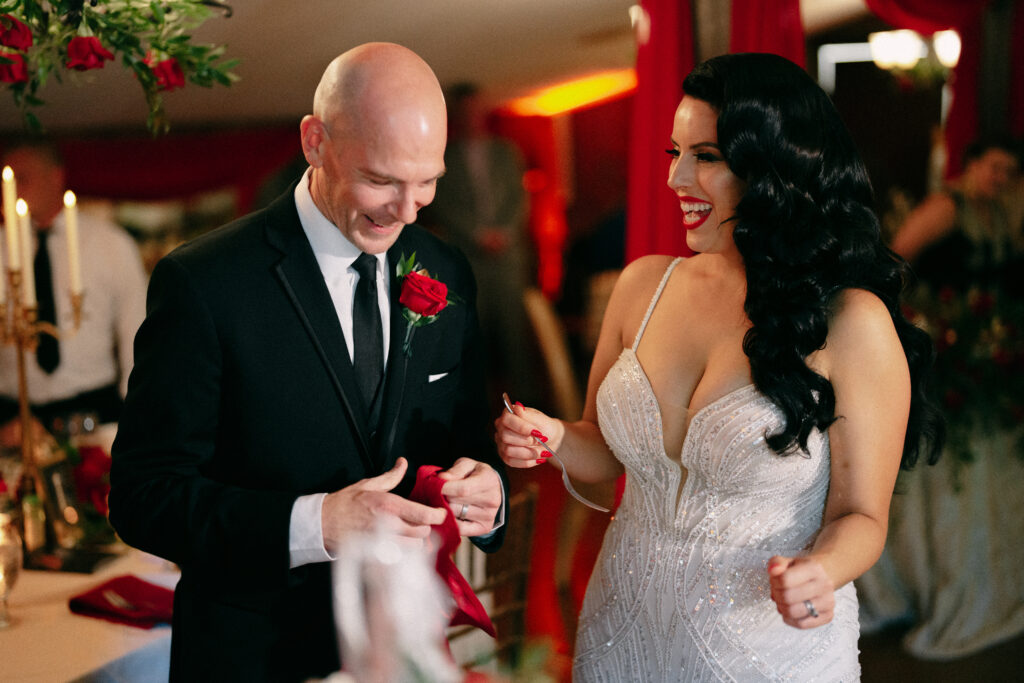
[496,53,942,681]
[891,137,1021,294]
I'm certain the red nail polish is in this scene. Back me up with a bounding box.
[530,429,547,441]
[515,401,524,408]
[536,458,547,465]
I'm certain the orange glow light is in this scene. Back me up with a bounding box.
[507,69,637,117]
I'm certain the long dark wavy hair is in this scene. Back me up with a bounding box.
[682,53,943,469]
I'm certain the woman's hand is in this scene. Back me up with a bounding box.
[493,401,563,469]
[768,555,836,629]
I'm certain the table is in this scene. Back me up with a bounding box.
[0,549,179,682]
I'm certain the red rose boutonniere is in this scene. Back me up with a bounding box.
[396,252,459,357]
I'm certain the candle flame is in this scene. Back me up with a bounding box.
[15,198,27,216]
[2,166,12,181]
[64,190,77,207]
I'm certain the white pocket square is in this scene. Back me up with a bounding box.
[428,372,449,383]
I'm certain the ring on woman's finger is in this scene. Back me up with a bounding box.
[458,503,469,521]
[803,599,819,619]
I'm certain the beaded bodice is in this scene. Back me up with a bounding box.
[573,258,860,682]
[598,355,830,554]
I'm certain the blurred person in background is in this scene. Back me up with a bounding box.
[421,82,537,407]
[0,139,147,441]
[891,136,1022,295]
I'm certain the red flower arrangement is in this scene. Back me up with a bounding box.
[907,285,1024,465]
[0,2,237,134]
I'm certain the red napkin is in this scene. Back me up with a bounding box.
[410,465,496,637]
[69,574,174,629]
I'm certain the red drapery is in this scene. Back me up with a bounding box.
[864,0,984,32]
[624,0,695,263]
[730,0,806,67]
[2,126,301,215]
[863,0,1013,177]
[53,125,302,213]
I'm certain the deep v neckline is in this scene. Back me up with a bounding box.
[622,347,756,463]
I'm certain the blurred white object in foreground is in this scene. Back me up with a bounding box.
[332,523,461,683]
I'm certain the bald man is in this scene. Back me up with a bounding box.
[109,43,508,681]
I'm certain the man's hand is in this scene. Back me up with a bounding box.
[321,457,446,555]
[437,458,502,537]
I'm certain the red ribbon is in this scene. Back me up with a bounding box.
[410,465,496,637]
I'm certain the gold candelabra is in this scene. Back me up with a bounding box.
[1,267,83,517]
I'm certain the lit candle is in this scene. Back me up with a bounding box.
[2,166,19,272]
[64,191,82,296]
[16,199,35,308]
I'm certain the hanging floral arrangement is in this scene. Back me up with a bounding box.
[0,1,238,134]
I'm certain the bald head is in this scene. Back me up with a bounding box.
[313,42,446,142]
[300,43,449,254]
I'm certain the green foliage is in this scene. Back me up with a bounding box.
[0,0,238,135]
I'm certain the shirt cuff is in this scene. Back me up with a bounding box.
[474,476,506,540]
[289,492,334,568]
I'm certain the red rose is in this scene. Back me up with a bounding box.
[72,445,111,517]
[66,36,114,71]
[145,55,185,92]
[0,14,32,51]
[400,270,449,317]
[0,50,27,83]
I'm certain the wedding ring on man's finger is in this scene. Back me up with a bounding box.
[804,599,819,619]
[458,503,469,521]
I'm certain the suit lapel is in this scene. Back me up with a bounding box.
[376,238,441,471]
[263,193,376,471]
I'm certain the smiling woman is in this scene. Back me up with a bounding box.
[494,51,944,682]
[665,96,746,256]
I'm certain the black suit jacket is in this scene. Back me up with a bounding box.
[108,186,507,682]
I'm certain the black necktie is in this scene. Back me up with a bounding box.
[352,252,384,426]
[34,229,60,374]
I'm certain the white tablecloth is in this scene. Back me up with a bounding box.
[856,426,1024,659]
[0,549,178,682]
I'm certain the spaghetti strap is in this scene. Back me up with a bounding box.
[632,257,684,351]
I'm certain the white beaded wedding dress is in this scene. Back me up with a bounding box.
[574,259,861,682]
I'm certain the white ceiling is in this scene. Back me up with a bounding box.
[0,0,869,134]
